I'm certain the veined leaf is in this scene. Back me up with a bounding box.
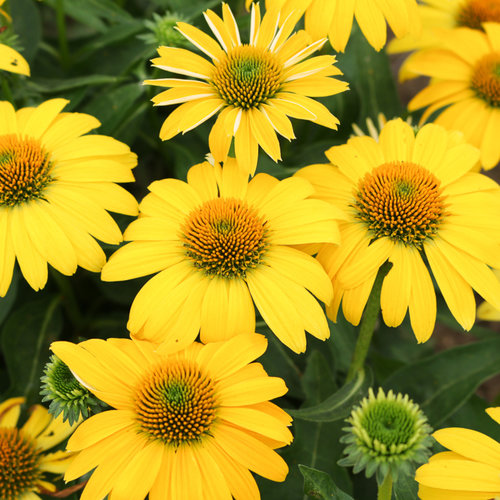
[299,465,354,500]
[290,368,372,422]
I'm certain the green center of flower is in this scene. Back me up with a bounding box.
[361,401,417,450]
[212,45,282,109]
[456,0,500,30]
[181,197,268,278]
[354,161,445,247]
[471,53,500,107]
[0,134,53,207]
[135,361,217,447]
[0,428,41,500]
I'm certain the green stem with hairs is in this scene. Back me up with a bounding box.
[55,0,70,69]
[345,261,392,383]
[377,473,393,500]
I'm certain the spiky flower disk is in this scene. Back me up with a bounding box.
[0,99,138,295]
[297,119,500,343]
[404,23,500,169]
[144,2,347,176]
[51,334,292,500]
[0,397,77,500]
[102,158,343,354]
[40,355,105,425]
[389,0,500,70]
[339,388,433,483]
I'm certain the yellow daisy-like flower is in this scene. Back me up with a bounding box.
[102,158,342,353]
[389,0,500,63]
[144,2,347,176]
[416,407,500,499]
[477,269,500,321]
[296,118,500,342]
[246,0,421,52]
[52,334,292,500]
[0,98,138,295]
[0,396,77,500]
[405,23,500,170]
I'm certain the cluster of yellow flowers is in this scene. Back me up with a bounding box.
[1,0,500,499]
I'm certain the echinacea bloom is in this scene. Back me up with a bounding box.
[0,397,77,499]
[389,0,500,67]
[52,334,293,500]
[416,407,500,499]
[144,2,347,176]
[246,0,421,52]
[296,118,500,342]
[405,23,500,169]
[0,99,138,295]
[102,159,342,353]
[477,269,500,321]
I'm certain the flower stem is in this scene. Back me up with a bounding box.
[55,0,70,69]
[345,261,392,383]
[377,473,393,500]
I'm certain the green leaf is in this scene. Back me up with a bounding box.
[290,368,373,422]
[74,21,145,61]
[27,75,120,94]
[10,0,42,61]
[341,23,402,124]
[257,349,352,498]
[299,465,354,500]
[393,473,418,500]
[383,337,500,426]
[44,0,132,32]
[1,295,62,404]
[82,82,144,137]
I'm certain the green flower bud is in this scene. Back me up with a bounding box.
[139,12,189,49]
[40,354,105,425]
[339,387,433,483]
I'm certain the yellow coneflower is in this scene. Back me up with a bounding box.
[404,23,500,170]
[297,118,500,342]
[246,0,421,52]
[144,2,347,176]
[389,0,500,68]
[416,407,500,499]
[0,99,138,295]
[52,334,293,500]
[102,158,343,353]
[0,397,77,499]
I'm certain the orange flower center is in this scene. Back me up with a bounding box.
[0,134,53,206]
[0,428,41,500]
[456,0,500,29]
[471,53,500,107]
[135,361,217,446]
[354,161,445,246]
[212,45,282,109]
[181,197,268,278]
